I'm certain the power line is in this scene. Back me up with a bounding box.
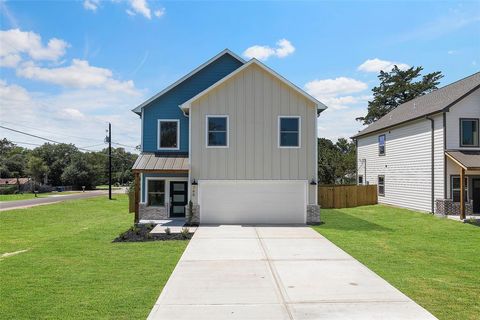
[10,141,43,147]
[111,141,138,149]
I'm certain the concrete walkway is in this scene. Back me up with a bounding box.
[0,190,108,211]
[147,225,437,320]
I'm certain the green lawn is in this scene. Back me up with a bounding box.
[312,205,480,320]
[0,195,187,319]
[0,191,80,202]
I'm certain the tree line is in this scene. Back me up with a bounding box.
[0,139,137,190]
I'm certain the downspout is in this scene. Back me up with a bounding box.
[426,116,435,213]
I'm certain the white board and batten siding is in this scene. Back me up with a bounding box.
[187,63,319,224]
[357,114,444,213]
[189,63,318,204]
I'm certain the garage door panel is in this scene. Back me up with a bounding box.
[199,180,306,224]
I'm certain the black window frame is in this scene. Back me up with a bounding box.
[378,175,385,196]
[206,115,229,148]
[358,175,364,185]
[158,119,180,150]
[459,118,479,147]
[378,134,386,156]
[279,116,300,148]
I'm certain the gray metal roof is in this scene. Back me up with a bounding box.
[132,154,189,171]
[445,150,480,170]
[353,72,480,138]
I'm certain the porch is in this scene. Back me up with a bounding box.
[436,150,480,219]
[132,154,190,223]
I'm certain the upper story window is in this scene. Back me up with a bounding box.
[378,175,385,196]
[279,116,300,148]
[158,119,180,150]
[460,118,479,147]
[378,134,386,155]
[206,115,228,147]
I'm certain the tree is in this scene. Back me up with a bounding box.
[27,156,49,185]
[32,143,80,186]
[356,66,443,125]
[61,155,99,189]
[318,138,356,185]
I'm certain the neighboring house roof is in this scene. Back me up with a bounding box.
[445,150,480,170]
[132,154,189,171]
[0,178,30,185]
[353,72,480,138]
[179,59,328,114]
[132,49,245,115]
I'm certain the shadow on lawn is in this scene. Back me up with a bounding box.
[319,210,392,232]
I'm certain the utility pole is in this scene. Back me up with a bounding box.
[108,122,112,200]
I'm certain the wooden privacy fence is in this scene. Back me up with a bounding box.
[319,185,377,209]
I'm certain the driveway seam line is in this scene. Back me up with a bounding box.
[254,227,295,320]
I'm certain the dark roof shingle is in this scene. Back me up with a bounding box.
[353,72,480,138]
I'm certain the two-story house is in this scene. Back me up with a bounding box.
[353,72,480,219]
[131,49,327,224]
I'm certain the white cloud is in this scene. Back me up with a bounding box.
[128,0,151,19]
[357,58,410,73]
[154,8,166,18]
[0,29,69,63]
[83,0,99,11]
[16,59,139,95]
[0,54,21,67]
[243,39,295,61]
[0,80,142,151]
[305,77,368,98]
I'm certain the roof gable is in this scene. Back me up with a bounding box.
[179,59,328,113]
[132,49,245,114]
[353,72,480,138]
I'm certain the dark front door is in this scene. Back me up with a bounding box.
[473,179,480,214]
[170,181,188,217]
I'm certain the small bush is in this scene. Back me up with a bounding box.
[181,227,190,239]
[164,227,171,235]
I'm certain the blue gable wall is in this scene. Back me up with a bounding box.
[142,53,243,153]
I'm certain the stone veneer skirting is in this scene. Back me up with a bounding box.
[139,204,169,220]
[307,205,321,224]
[185,204,200,224]
[435,199,473,216]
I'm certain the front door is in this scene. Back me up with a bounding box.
[169,181,188,217]
[473,179,480,214]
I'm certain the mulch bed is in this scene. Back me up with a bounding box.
[113,224,193,242]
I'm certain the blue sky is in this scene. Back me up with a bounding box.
[1,0,479,151]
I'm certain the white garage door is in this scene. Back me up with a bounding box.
[198,180,307,224]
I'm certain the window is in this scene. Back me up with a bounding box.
[279,116,300,147]
[206,116,228,147]
[451,176,468,202]
[358,175,364,185]
[147,180,165,206]
[378,134,386,155]
[158,120,179,150]
[460,118,479,147]
[378,175,385,196]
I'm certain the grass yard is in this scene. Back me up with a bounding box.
[0,195,187,319]
[0,191,80,202]
[312,205,480,320]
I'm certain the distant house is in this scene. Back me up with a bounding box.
[131,49,327,224]
[0,178,30,186]
[353,72,480,217]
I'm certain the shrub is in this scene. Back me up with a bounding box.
[164,227,171,235]
[181,227,190,239]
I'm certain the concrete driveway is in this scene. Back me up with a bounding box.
[148,225,437,320]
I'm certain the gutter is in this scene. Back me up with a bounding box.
[426,116,435,213]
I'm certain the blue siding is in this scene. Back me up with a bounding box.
[142,53,243,153]
[141,173,188,202]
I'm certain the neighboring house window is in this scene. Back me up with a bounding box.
[279,116,300,148]
[451,176,468,202]
[158,119,180,150]
[147,180,165,206]
[378,175,385,196]
[378,134,386,155]
[460,118,479,147]
[358,175,363,185]
[206,115,229,147]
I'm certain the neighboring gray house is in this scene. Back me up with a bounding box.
[353,72,480,218]
[131,49,327,224]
